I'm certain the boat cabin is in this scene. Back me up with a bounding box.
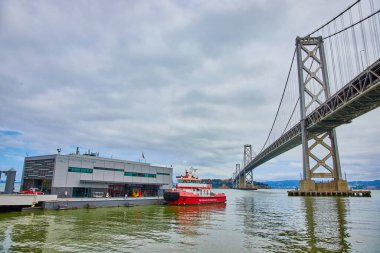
[175,170,213,195]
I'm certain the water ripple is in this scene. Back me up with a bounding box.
[0,190,379,252]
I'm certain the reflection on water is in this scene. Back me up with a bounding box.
[167,204,226,236]
[303,197,350,253]
[236,192,351,252]
[230,190,378,253]
[236,191,312,252]
[0,203,227,252]
[0,190,379,252]
[0,212,50,252]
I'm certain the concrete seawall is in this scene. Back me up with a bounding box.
[43,197,165,210]
[0,194,57,206]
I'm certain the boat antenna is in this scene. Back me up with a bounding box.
[189,167,198,177]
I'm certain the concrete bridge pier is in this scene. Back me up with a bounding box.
[299,179,348,192]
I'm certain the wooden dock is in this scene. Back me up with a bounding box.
[288,190,371,197]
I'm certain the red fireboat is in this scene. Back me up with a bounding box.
[164,169,227,205]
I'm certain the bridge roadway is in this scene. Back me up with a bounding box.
[238,58,380,177]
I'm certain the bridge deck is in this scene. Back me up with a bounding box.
[236,58,380,178]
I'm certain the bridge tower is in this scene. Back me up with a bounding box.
[0,169,16,194]
[233,145,258,189]
[296,36,348,192]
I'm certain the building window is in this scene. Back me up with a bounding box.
[157,172,170,176]
[38,170,48,177]
[94,167,124,172]
[68,167,93,173]
[124,172,156,178]
[144,173,156,178]
[72,187,92,197]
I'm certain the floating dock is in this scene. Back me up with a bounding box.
[288,190,371,197]
[42,196,165,210]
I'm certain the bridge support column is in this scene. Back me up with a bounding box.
[0,169,16,194]
[234,164,240,188]
[241,145,256,189]
[242,145,254,188]
[296,36,348,192]
[238,174,245,188]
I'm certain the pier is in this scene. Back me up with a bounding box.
[288,190,371,197]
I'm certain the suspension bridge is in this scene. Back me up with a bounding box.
[232,0,380,194]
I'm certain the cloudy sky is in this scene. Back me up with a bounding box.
[1,0,379,181]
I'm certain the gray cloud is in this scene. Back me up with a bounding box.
[0,0,379,180]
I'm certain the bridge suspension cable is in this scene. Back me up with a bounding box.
[310,0,380,94]
[260,50,296,153]
[259,0,380,154]
[306,0,361,37]
[282,98,299,135]
[236,0,380,178]
[323,9,380,39]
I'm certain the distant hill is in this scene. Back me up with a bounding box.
[264,180,299,189]
[349,180,380,190]
[264,180,380,190]
[203,179,233,189]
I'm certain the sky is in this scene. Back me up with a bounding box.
[0,0,379,181]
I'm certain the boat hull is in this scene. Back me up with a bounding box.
[164,191,226,205]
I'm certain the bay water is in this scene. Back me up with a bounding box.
[0,189,379,252]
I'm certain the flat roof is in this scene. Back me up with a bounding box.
[25,154,57,161]
[25,154,172,169]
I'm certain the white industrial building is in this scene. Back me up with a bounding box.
[21,153,173,198]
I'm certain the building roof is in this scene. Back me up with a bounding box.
[24,154,172,169]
